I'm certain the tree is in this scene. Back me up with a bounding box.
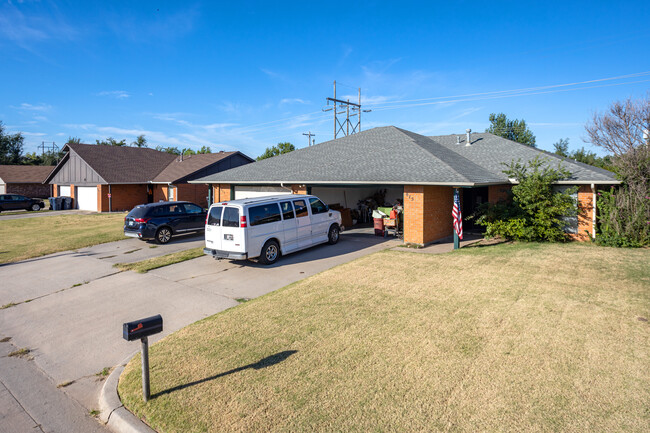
[553,137,613,170]
[0,121,25,164]
[96,137,126,146]
[66,137,81,145]
[584,94,650,246]
[155,145,181,155]
[473,156,576,242]
[552,138,569,157]
[256,142,295,160]
[486,113,537,147]
[131,135,147,148]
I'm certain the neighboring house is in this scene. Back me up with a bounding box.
[44,143,253,212]
[0,165,54,198]
[190,126,619,244]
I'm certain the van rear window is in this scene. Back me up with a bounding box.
[208,206,222,226]
[222,207,240,227]
[249,204,281,226]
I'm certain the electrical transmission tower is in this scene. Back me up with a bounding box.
[323,80,371,139]
[302,131,316,147]
[38,141,59,155]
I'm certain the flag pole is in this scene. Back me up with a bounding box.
[453,188,460,250]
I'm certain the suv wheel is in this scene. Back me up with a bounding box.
[259,240,279,265]
[328,224,340,245]
[30,203,40,211]
[155,227,172,244]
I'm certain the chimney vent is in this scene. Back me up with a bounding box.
[465,129,472,146]
[456,136,461,145]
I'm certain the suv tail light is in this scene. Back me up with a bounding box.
[134,218,150,223]
[240,215,247,228]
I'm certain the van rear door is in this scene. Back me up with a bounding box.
[220,206,245,254]
[205,205,223,251]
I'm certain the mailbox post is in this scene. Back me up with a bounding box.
[123,314,163,402]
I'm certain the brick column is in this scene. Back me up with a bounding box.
[404,185,454,245]
[574,185,594,241]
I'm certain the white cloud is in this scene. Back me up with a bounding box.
[12,102,52,111]
[97,90,131,99]
[280,98,310,106]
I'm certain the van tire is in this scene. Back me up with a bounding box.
[259,240,280,265]
[328,224,340,245]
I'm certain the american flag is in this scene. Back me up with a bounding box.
[452,190,463,239]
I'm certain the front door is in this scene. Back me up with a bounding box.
[147,185,154,203]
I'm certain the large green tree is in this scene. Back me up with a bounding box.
[256,142,295,160]
[131,135,147,148]
[552,137,613,170]
[486,113,537,147]
[0,121,25,164]
[96,137,127,146]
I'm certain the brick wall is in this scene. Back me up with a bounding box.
[6,183,51,198]
[291,185,308,194]
[176,183,209,207]
[572,185,594,241]
[212,184,231,202]
[404,185,454,245]
[97,184,148,212]
[488,184,511,203]
[152,185,168,202]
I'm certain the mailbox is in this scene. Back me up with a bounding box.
[123,315,163,341]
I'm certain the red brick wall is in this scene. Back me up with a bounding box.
[488,184,511,203]
[99,184,148,212]
[152,185,167,202]
[6,183,51,198]
[572,185,594,241]
[52,184,58,197]
[212,184,231,202]
[404,185,454,245]
[176,183,209,207]
[98,185,109,212]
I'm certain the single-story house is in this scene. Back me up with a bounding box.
[190,126,619,244]
[0,165,54,198]
[44,143,253,212]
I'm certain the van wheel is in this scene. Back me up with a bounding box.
[328,225,340,245]
[259,240,280,265]
[155,227,172,244]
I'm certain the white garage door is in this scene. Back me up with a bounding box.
[234,186,292,200]
[59,185,71,196]
[76,186,98,211]
[0,184,5,194]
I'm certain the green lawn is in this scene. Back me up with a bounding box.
[0,213,127,263]
[114,247,204,273]
[118,242,650,432]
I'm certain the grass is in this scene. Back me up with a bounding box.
[0,213,127,264]
[118,243,650,432]
[8,348,31,359]
[114,247,204,273]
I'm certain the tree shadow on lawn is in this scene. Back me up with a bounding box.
[152,350,297,399]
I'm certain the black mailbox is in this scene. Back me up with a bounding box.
[123,315,163,341]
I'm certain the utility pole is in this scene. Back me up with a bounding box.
[322,81,371,139]
[302,131,316,147]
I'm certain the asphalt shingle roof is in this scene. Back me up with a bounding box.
[194,126,618,186]
[0,165,54,183]
[152,151,238,183]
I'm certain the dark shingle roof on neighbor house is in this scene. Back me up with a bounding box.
[192,126,619,186]
[0,165,55,183]
[152,151,241,183]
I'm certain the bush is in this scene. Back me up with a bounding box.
[473,157,576,242]
[596,187,650,247]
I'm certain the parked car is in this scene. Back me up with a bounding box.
[0,194,44,212]
[124,201,207,244]
[203,195,342,265]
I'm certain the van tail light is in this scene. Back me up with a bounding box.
[205,213,209,225]
[134,218,150,223]
[240,215,247,228]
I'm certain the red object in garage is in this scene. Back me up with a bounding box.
[374,217,384,236]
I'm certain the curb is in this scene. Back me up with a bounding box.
[99,353,156,433]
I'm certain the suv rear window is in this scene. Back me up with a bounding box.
[249,203,281,226]
[128,206,150,218]
[208,206,223,226]
[222,207,240,227]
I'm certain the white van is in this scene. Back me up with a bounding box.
[203,195,342,265]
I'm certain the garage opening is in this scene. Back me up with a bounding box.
[311,186,404,227]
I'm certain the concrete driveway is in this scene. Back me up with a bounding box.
[0,230,398,432]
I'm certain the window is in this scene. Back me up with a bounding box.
[183,203,203,214]
[208,206,223,226]
[293,200,308,218]
[222,207,240,227]
[151,205,170,216]
[249,203,281,226]
[309,198,328,215]
[168,204,183,214]
[168,186,176,201]
[280,201,295,220]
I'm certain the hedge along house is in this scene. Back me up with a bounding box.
[44,143,253,212]
[0,165,54,198]
[191,126,619,245]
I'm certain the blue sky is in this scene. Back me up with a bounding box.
[2,0,649,158]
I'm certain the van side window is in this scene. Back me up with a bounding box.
[222,207,240,227]
[249,204,281,226]
[309,198,328,215]
[208,206,222,226]
[293,200,309,218]
[280,201,295,220]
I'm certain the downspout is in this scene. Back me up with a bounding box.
[591,183,596,239]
